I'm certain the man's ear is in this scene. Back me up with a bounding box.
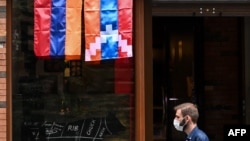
[185,115,191,122]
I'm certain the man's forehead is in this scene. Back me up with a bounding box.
[176,109,182,116]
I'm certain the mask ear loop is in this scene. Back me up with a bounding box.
[180,116,189,126]
[180,117,186,126]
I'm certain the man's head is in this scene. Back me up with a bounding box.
[173,102,199,132]
[174,102,199,123]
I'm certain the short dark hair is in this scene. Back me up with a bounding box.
[174,102,199,123]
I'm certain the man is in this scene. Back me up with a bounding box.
[173,102,209,141]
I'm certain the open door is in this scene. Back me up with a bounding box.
[153,15,246,141]
[152,17,204,141]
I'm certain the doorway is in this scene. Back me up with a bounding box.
[152,16,245,141]
[152,17,204,141]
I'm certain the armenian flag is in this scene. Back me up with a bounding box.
[34,0,82,60]
[84,0,133,61]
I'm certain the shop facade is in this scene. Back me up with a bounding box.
[0,0,250,141]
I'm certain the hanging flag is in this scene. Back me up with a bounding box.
[34,0,82,60]
[84,0,133,61]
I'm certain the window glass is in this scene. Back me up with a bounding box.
[12,1,135,140]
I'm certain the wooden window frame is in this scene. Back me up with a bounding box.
[6,0,153,141]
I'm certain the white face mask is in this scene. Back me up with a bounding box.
[173,119,186,131]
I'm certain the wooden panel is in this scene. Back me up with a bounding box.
[135,0,153,141]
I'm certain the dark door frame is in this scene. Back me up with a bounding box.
[152,2,250,17]
[152,2,249,141]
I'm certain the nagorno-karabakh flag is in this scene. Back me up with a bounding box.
[84,0,133,61]
[34,0,82,60]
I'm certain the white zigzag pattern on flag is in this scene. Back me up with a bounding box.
[89,36,101,54]
[86,24,132,61]
[101,24,118,44]
[85,36,101,61]
[100,24,118,35]
[119,35,132,57]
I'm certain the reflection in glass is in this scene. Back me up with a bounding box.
[12,1,135,140]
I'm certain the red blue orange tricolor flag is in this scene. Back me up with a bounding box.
[34,0,82,60]
[84,0,133,61]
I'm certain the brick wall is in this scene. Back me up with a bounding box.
[0,0,6,140]
[203,17,241,141]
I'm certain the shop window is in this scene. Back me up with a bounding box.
[11,1,135,141]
